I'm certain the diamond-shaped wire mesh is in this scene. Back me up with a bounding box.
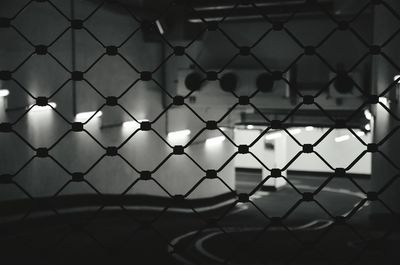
[0,0,400,264]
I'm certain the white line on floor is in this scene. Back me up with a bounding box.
[169,183,370,265]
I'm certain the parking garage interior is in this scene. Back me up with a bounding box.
[0,0,400,264]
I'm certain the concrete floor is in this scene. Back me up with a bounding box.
[0,175,398,265]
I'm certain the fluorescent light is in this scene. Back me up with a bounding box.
[356,131,365,137]
[288,128,301,135]
[155,20,164,35]
[168,129,191,139]
[365,123,371,131]
[379,97,389,106]
[0,89,10,97]
[394,75,400,83]
[122,119,148,129]
[205,136,225,145]
[30,102,57,112]
[305,126,314,131]
[122,121,138,129]
[246,125,254,130]
[364,109,373,120]
[265,132,282,140]
[335,135,350,143]
[75,111,102,122]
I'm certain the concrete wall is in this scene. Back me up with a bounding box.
[286,128,372,175]
[234,128,287,187]
[0,0,379,202]
[162,11,374,189]
[190,14,373,85]
[0,0,235,200]
[234,127,371,177]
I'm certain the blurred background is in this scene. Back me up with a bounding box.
[0,0,399,264]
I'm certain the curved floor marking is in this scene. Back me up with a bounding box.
[194,220,335,265]
[168,230,199,265]
[0,198,238,228]
[193,219,334,265]
[169,184,370,265]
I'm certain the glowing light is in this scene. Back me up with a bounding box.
[288,128,301,135]
[30,102,57,112]
[379,97,389,106]
[75,111,102,122]
[122,119,149,129]
[205,136,225,145]
[365,123,371,131]
[335,135,350,143]
[0,89,10,97]
[394,75,400,83]
[246,125,254,130]
[364,109,373,120]
[265,132,282,140]
[155,20,164,35]
[305,126,314,131]
[356,131,365,137]
[168,129,191,139]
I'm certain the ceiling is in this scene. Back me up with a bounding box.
[85,0,370,21]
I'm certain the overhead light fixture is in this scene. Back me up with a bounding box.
[305,126,314,131]
[365,123,371,131]
[246,125,254,130]
[205,136,225,145]
[122,119,149,129]
[394,75,400,83]
[265,132,282,140]
[168,129,191,139]
[0,89,10,97]
[30,102,57,112]
[75,111,103,122]
[155,20,164,35]
[364,109,373,120]
[334,134,350,143]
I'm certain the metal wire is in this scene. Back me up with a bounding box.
[0,0,400,264]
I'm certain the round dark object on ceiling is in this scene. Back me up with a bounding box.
[219,73,238,92]
[334,73,354,94]
[256,73,274,93]
[184,72,203,91]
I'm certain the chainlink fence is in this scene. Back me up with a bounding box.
[0,0,400,264]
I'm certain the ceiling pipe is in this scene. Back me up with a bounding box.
[192,0,306,11]
[188,1,334,23]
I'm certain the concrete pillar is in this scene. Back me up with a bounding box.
[370,0,400,220]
